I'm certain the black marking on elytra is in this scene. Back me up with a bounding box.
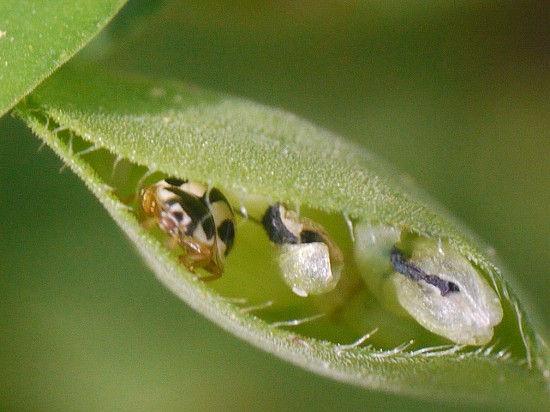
[165,177,188,186]
[167,187,215,239]
[207,187,229,205]
[390,246,460,297]
[262,205,300,244]
[218,219,235,255]
[300,230,325,244]
[172,211,184,221]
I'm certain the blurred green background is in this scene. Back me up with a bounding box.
[1,1,548,410]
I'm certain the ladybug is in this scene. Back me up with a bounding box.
[140,178,235,280]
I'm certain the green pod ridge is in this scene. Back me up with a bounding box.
[14,66,550,407]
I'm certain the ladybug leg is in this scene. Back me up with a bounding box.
[178,237,222,281]
[141,217,159,230]
[195,262,222,282]
[165,235,180,250]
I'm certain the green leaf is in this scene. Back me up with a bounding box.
[16,66,550,407]
[0,0,127,118]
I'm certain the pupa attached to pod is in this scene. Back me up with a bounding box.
[353,222,503,345]
[262,204,344,297]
